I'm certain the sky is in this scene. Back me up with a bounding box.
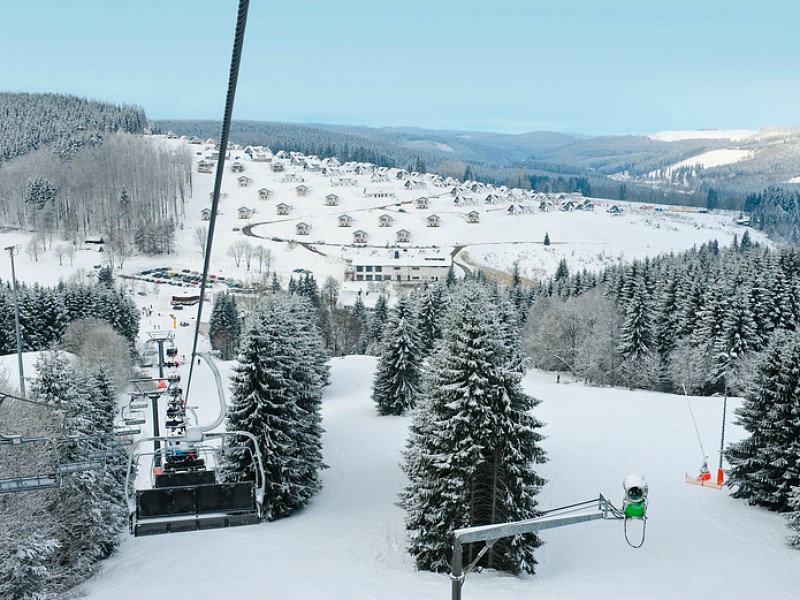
[3,0,800,135]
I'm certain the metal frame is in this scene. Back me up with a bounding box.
[125,430,266,535]
[449,494,625,600]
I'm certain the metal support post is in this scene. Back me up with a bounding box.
[5,246,24,396]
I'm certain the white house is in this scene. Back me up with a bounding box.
[325,193,340,206]
[237,206,254,219]
[396,229,411,243]
[338,214,353,227]
[230,161,245,173]
[426,214,441,227]
[414,196,429,210]
[276,203,291,215]
[353,230,368,244]
[467,210,480,223]
[237,175,252,188]
[258,188,272,200]
[295,184,310,197]
[378,214,394,227]
[200,208,212,221]
[296,222,311,235]
[348,251,452,285]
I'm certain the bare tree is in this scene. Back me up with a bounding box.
[227,240,248,268]
[194,225,208,258]
[243,241,254,271]
[254,245,272,274]
[65,243,75,266]
[59,318,135,390]
[54,244,66,266]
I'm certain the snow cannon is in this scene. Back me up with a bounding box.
[622,474,648,518]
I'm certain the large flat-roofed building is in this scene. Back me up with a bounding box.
[347,250,451,285]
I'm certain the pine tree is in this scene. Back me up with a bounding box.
[401,281,546,574]
[28,353,127,587]
[554,258,569,281]
[224,295,328,520]
[543,231,550,246]
[372,297,423,415]
[97,266,114,287]
[416,284,446,356]
[726,330,800,511]
[0,533,60,600]
[618,277,653,359]
[208,292,241,360]
[366,294,389,355]
[351,295,370,354]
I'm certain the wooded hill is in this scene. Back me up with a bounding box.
[0,92,146,164]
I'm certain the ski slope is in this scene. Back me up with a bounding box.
[75,354,799,600]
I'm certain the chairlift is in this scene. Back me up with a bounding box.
[0,432,104,494]
[125,429,266,536]
[120,405,146,426]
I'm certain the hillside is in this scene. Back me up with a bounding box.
[68,351,798,600]
[0,92,146,163]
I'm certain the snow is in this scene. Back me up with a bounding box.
[67,361,798,600]
[0,136,794,599]
[0,136,768,300]
[662,148,753,173]
[650,130,757,142]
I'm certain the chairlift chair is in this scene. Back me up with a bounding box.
[126,429,266,536]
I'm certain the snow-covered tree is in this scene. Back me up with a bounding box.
[27,353,126,588]
[726,330,800,511]
[415,283,446,356]
[366,294,389,355]
[208,292,241,360]
[401,280,546,574]
[372,296,423,415]
[224,294,329,520]
[0,532,60,600]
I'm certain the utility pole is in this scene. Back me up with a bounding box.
[4,245,24,396]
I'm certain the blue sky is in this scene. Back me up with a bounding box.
[3,1,799,135]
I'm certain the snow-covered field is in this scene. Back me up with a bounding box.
[0,136,795,599]
[660,148,753,175]
[0,136,768,302]
[68,352,798,600]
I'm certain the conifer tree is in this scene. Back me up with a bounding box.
[726,330,800,511]
[372,297,423,415]
[416,284,446,356]
[401,281,546,574]
[351,295,370,354]
[225,295,328,520]
[366,294,389,355]
[208,292,241,360]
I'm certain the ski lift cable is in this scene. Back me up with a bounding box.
[682,383,708,464]
[185,0,251,405]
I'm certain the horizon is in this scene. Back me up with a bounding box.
[3,1,800,136]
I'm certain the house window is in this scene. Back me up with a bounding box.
[356,266,363,272]
[356,275,363,281]
[394,266,401,270]
[366,266,373,272]
[366,275,373,281]
[375,266,382,272]
[412,267,420,271]
[384,275,392,281]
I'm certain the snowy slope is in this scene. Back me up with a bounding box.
[73,358,799,600]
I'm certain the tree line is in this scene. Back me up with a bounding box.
[0,133,191,263]
[0,279,139,354]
